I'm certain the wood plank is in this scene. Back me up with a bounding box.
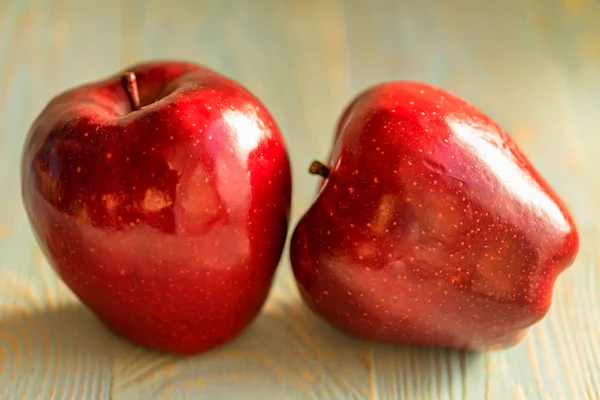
[0,0,598,398]
[0,0,121,399]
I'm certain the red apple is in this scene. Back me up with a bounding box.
[21,61,292,354]
[290,82,579,350]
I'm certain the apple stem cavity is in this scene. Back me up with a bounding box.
[121,72,141,112]
[309,161,330,178]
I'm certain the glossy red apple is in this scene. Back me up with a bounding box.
[290,82,579,350]
[21,60,292,354]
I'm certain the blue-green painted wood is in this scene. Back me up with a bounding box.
[1,0,599,399]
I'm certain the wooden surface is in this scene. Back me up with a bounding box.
[1,0,599,399]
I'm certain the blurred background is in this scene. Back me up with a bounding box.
[0,0,599,399]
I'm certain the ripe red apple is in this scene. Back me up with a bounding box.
[290,82,579,350]
[21,61,292,354]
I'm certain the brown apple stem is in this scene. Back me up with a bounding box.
[309,161,330,178]
[121,72,141,111]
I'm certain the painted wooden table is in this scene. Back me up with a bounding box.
[1,0,599,399]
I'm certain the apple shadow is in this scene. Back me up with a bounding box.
[0,299,481,400]
[0,303,121,398]
[0,302,139,399]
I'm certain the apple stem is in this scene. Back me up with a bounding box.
[121,72,141,112]
[309,161,330,178]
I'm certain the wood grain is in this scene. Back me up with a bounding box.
[0,0,599,399]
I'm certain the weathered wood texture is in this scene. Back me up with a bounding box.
[0,0,599,399]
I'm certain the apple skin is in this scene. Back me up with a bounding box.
[290,82,579,350]
[21,61,292,354]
